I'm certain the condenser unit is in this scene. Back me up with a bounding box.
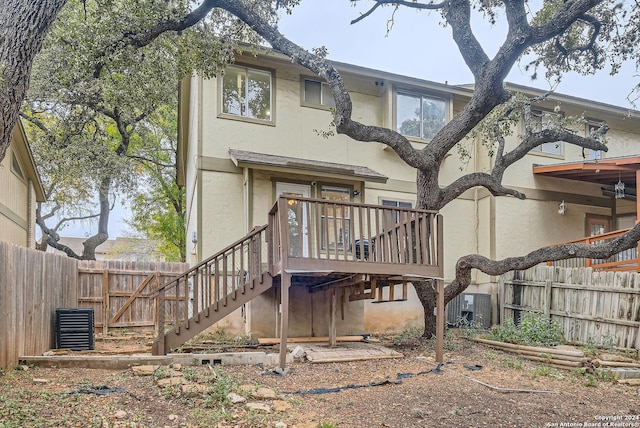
[55,308,95,350]
[446,293,492,329]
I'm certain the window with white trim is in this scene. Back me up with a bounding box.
[302,78,335,108]
[382,199,413,226]
[221,65,272,121]
[321,185,351,250]
[586,122,604,160]
[530,110,563,156]
[396,92,446,140]
[11,152,25,181]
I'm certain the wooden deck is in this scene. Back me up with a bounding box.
[152,196,445,367]
[547,227,640,272]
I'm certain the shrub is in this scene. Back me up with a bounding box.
[489,312,564,347]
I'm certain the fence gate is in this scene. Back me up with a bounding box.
[77,260,189,334]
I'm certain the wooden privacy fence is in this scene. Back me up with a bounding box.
[0,241,189,370]
[77,260,189,334]
[0,242,78,370]
[501,265,640,349]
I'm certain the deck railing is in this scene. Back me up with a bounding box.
[268,196,443,276]
[547,227,640,272]
[152,225,269,351]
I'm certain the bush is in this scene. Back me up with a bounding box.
[489,312,564,347]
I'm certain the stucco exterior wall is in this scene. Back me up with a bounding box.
[183,52,640,338]
[0,145,30,247]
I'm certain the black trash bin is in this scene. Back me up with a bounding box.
[55,308,95,350]
[354,239,374,260]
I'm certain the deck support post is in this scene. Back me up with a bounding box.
[435,279,445,363]
[279,272,291,370]
[329,289,337,347]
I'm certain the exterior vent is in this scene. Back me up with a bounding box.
[446,293,492,329]
[55,308,94,350]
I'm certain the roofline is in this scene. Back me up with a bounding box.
[503,82,640,118]
[243,45,639,115]
[13,120,46,202]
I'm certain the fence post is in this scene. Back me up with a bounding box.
[154,288,166,355]
[544,279,552,320]
[102,268,109,335]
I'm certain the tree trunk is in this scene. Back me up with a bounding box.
[415,168,446,337]
[81,177,111,260]
[413,280,437,338]
[0,0,67,162]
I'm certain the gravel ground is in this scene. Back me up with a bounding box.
[1,333,639,427]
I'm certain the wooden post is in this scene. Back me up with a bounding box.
[278,197,291,370]
[154,287,166,355]
[435,214,445,363]
[435,279,445,363]
[329,289,337,347]
[636,169,640,270]
[544,280,553,319]
[279,272,291,370]
[102,268,109,335]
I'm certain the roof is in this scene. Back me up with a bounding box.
[533,155,640,186]
[229,149,388,182]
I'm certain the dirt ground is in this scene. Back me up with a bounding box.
[1,332,640,428]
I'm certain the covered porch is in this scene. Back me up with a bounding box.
[533,156,640,271]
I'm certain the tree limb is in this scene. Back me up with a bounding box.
[445,223,640,302]
[445,0,490,78]
[350,0,446,25]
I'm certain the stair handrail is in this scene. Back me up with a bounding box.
[150,224,269,297]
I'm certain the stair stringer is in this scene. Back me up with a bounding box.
[153,272,274,354]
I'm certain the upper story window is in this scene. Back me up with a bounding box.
[221,65,272,122]
[396,91,446,140]
[11,152,25,181]
[529,110,563,156]
[586,122,604,160]
[302,78,335,108]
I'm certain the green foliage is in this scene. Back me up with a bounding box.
[503,356,524,370]
[489,312,564,347]
[391,326,423,346]
[529,365,554,379]
[203,370,239,407]
[152,365,173,381]
[24,0,262,255]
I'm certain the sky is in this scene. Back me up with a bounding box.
[60,0,638,239]
[277,0,637,108]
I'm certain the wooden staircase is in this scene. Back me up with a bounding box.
[152,196,446,365]
[152,226,272,355]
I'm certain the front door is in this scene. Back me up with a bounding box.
[276,182,311,257]
[586,214,610,237]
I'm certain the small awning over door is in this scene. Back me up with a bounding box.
[229,149,388,183]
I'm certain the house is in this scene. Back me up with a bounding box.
[0,121,45,248]
[177,48,640,340]
[50,236,167,262]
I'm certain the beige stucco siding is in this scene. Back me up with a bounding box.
[493,196,611,261]
[0,145,30,247]
[199,171,244,256]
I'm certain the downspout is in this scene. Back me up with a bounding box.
[196,75,204,263]
[242,166,253,334]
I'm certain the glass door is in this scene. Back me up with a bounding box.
[275,182,311,257]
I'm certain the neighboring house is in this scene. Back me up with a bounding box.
[178,49,640,338]
[0,121,45,248]
[50,237,167,262]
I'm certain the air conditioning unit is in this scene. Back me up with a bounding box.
[447,293,492,329]
[55,308,95,350]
